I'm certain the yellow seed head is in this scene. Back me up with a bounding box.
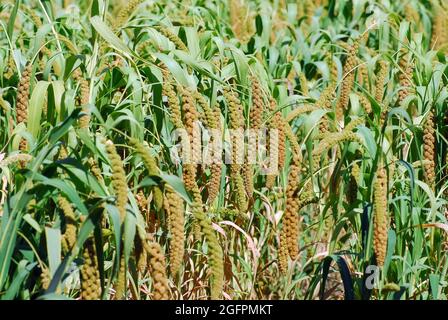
[135,235,148,273]
[190,186,224,299]
[181,87,200,190]
[58,196,77,253]
[358,94,372,115]
[114,255,127,299]
[136,190,149,218]
[285,104,319,123]
[156,26,188,52]
[373,166,388,266]
[72,69,90,128]
[336,41,359,121]
[114,0,142,30]
[374,60,388,104]
[164,186,185,275]
[80,238,102,300]
[129,138,164,210]
[0,153,33,167]
[265,98,283,189]
[143,239,170,300]
[283,156,301,259]
[430,1,447,49]
[88,157,104,183]
[4,54,15,79]
[229,0,255,43]
[423,110,436,189]
[105,140,128,223]
[398,51,414,106]
[161,66,184,129]
[40,266,51,291]
[16,64,32,124]
[278,231,288,275]
[357,59,369,90]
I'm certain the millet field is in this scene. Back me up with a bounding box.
[0,0,447,300]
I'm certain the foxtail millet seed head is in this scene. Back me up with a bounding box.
[373,166,388,267]
[336,39,360,122]
[351,162,361,185]
[193,91,217,129]
[180,87,200,189]
[285,104,319,122]
[0,153,33,167]
[244,75,264,197]
[163,185,185,275]
[190,186,224,299]
[398,51,414,106]
[207,106,223,201]
[208,162,222,202]
[194,95,222,202]
[229,0,255,44]
[16,64,32,124]
[114,0,142,30]
[223,85,245,130]
[114,255,127,300]
[269,97,286,169]
[224,85,248,211]
[278,231,288,275]
[80,238,102,300]
[358,94,372,115]
[4,54,15,79]
[243,163,254,201]
[72,68,90,128]
[88,157,104,183]
[58,196,77,253]
[357,59,369,90]
[430,1,447,50]
[156,26,188,52]
[312,122,364,171]
[161,66,184,129]
[128,139,159,174]
[423,109,436,189]
[265,97,285,189]
[129,138,164,210]
[143,239,170,300]
[136,190,149,219]
[283,156,301,259]
[250,76,264,130]
[40,266,51,291]
[134,234,148,273]
[232,166,249,213]
[104,140,128,223]
[374,60,388,104]
[182,87,202,163]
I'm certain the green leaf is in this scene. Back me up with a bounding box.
[28,81,50,138]
[48,109,81,145]
[90,16,133,56]
[45,227,61,276]
[7,0,20,39]
[1,261,36,300]
[154,53,192,88]
[30,173,88,215]
[429,274,439,299]
[383,229,396,274]
[105,204,122,269]
[123,205,136,264]
[161,173,191,204]
[23,214,42,233]
[357,125,377,158]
